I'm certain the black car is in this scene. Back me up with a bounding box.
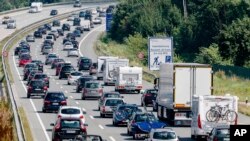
[14,46,21,55]
[63,38,71,45]
[27,80,48,98]
[23,63,38,80]
[112,104,141,126]
[141,89,158,106]
[38,26,47,34]
[85,10,92,20]
[79,11,85,18]
[34,31,43,38]
[31,60,44,72]
[73,30,81,37]
[62,23,70,31]
[76,75,94,93]
[42,91,67,112]
[27,70,42,84]
[43,39,54,46]
[78,57,92,71]
[57,29,64,36]
[71,40,79,49]
[50,9,58,16]
[75,26,84,33]
[51,58,65,69]
[52,20,60,26]
[50,117,87,141]
[66,33,76,40]
[44,23,52,30]
[73,18,81,26]
[59,65,75,79]
[33,73,50,87]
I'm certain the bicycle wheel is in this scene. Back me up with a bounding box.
[226,110,238,122]
[206,110,219,122]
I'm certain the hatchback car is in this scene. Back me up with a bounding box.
[52,20,60,26]
[75,26,84,33]
[33,73,50,87]
[93,17,102,24]
[75,75,94,93]
[26,35,35,42]
[19,54,32,67]
[57,29,64,36]
[78,57,92,71]
[64,42,74,50]
[42,91,67,112]
[45,53,58,65]
[67,71,83,85]
[50,9,58,16]
[79,11,85,17]
[207,126,230,141]
[42,45,53,55]
[62,23,70,31]
[100,98,125,118]
[141,89,158,106]
[57,106,85,123]
[145,128,179,141]
[18,49,30,58]
[27,80,48,98]
[98,92,121,110]
[34,30,43,38]
[51,58,65,69]
[23,63,38,80]
[73,30,81,37]
[27,70,42,84]
[59,65,75,79]
[81,81,103,100]
[73,18,81,26]
[68,48,79,57]
[2,16,11,24]
[31,60,43,72]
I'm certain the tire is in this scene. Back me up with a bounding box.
[98,106,100,111]
[68,82,70,85]
[127,129,131,135]
[206,110,219,122]
[27,93,30,98]
[226,110,238,122]
[76,88,80,93]
[82,96,85,100]
[42,108,46,113]
[100,113,104,118]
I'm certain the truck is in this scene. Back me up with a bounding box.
[97,56,118,80]
[155,63,213,126]
[191,94,238,140]
[114,66,143,93]
[29,2,43,13]
[103,58,129,85]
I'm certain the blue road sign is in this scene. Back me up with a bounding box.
[106,13,113,32]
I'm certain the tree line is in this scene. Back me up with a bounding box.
[109,0,250,67]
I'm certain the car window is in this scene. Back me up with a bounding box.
[61,120,80,128]
[71,72,82,76]
[34,74,47,79]
[62,66,74,71]
[80,78,93,83]
[105,99,124,106]
[147,90,158,93]
[153,131,177,140]
[217,129,230,135]
[31,81,43,86]
[135,114,156,122]
[104,94,119,98]
[86,83,99,88]
[45,93,65,100]
[82,59,90,63]
[61,108,80,114]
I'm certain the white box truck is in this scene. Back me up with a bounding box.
[191,95,238,140]
[114,66,143,93]
[29,2,43,13]
[155,63,213,126]
[97,56,118,80]
[103,58,129,85]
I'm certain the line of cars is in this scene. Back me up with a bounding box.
[1,15,16,29]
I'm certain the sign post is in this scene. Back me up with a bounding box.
[148,37,173,70]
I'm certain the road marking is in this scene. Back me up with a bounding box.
[89,115,94,119]
[109,136,116,141]
[98,125,104,129]
[13,54,50,141]
[60,86,63,89]
[65,90,68,93]
[53,79,55,81]
[70,96,73,99]
[56,82,59,85]
[79,24,105,57]
[82,108,86,112]
[75,101,79,105]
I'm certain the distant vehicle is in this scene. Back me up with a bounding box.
[45,53,58,65]
[42,91,67,112]
[50,9,58,16]
[27,70,42,84]
[100,98,125,118]
[73,18,81,26]
[64,42,74,50]
[50,30,59,38]
[84,10,92,20]
[89,62,97,75]
[83,25,91,31]
[59,65,75,79]
[98,92,121,110]
[19,54,32,67]
[73,0,82,7]
[78,57,92,71]
[75,26,84,33]
[2,16,11,24]
[45,35,55,42]
[27,80,47,98]
[75,75,94,93]
[81,81,103,100]
[42,45,53,55]
[62,23,70,31]
[73,30,81,37]
[141,89,158,106]
[79,11,85,17]
[34,30,42,38]
[57,29,64,36]
[29,2,43,13]
[207,126,230,141]
[7,19,16,29]
[71,135,106,141]
[97,56,118,80]
[52,20,60,26]
[93,17,102,24]
[31,60,43,72]
[145,128,180,141]
[44,23,52,30]
[99,11,106,17]
[51,58,65,69]
[33,73,50,87]
[23,63,38,80]
[68,48,79,57]
[71,40,79,49]
[91,8,98,15]
[67,15,75,21]
[57,106,86,123]
[67,71,83,85]
[26,35,35,42]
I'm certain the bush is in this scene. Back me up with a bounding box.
[0,102,13,141]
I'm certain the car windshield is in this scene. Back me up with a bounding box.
[71,72,82,76]
[21,56,31,60]
[80,77,93,83]
[44,46,52,49]
[25,64,36,68]
[85,83,99,88]
[147,90,158,93]
[62,66,74,71]
[118,106,137,114]
[105,99,124,106]
[46,36,53,39]
[30,81,43,87]
[135,114,157,122]
[61,119,80,128]
[104,93,119,98]
[34,74,47,79]
[48,55,57,58]
[32,60,42,64]
[45,93,65,100]
[61,108,80,114]
[153,131,177,140]
[8,20,15,23]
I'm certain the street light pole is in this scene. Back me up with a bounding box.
[183,0,188,20]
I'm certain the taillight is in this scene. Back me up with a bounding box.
[55,123,60,131]
[44,100,51,105]
[84,88,87,93]
[101,106,105,112]
[98,89,103,94]
[43,86,48,90]
[79,115,84,119]
[145,94,151,97]
[44,78,48,81]
[80,124,86,132]
[60,100,67,105]
[213,137,218,141]
[132,120,136,124]
[136,85,142,89]
[28,86,32,90]
[58,115,61,118]
[198,114,202,129]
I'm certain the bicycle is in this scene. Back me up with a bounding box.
[206,104,237,122]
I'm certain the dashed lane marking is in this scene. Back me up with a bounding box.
[75,101,79,105]
[89,115,94,119]
[109,136,116,141]
[98,125,104,129]
[70,96,73,99]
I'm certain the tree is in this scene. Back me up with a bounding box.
[217,17,250,66]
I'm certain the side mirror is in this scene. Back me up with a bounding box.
[50,123,55,126]
[120,96,124,98]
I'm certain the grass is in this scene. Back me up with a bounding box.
[238,103,250,116]
[18,107,33,141]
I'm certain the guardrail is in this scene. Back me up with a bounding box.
[1,1,116,141]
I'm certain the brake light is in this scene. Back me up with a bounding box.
[79,115,84,119]
[101,106,105,112]
[28,86,32,90]
[136,85,142,89]
[118,86,124,89]
[198,114,202,129]
[44,100,51,105]
[43,86,48,90]
[145,94,151,97]
[60,100,67,105]
[55,123,60,131]
[98,88,103,94]
[84,88,87,93]
[80,123,86,132]
[58,115,61,118]
[213,137,218,141]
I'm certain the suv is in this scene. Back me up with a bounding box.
[59,65,75,79]
[33,73,50,87]
[76,75,93,93]
[52,20,60,26]
[73,18,81,26]
[78,57,92,71]
[81,81,103,100]
[42,91,67,112]
[27,80,48,98]
[62,23,70,31]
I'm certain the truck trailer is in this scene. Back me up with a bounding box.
[29,2,43,13]
[155,63,213,126]
[97,56,118,80]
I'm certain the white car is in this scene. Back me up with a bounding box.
[100,98,125,118]
[91,9,98,15]
[144,128,179,141]
[45,35,54,43]
[67,71,83,85]
[7,19,16,29]
[63,42,74,50]
[57,106,86,123]
[93,18,102,24]
[68,48,79,57]
[67,15,75,21]
[50,30,59,38]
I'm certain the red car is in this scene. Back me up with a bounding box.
[19,54,32,67]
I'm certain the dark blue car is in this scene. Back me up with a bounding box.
[42,91,67,113]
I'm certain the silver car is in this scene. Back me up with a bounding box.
[100,98,125,118]
[81,81,103,100]
[145,128,179,141]
[42,46,53,55]
[7,19,16,29]
[67,48,79,57]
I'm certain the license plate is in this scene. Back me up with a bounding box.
[35,88,41,90]
[52,103,59,105]
[224,138,230,141]
[66,130,75,133]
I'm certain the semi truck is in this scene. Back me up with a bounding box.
[29,2,43,13]
[191,94,238,140]
[97,56,118,80]
[114,66,143,93]
[155,63,213,126]
[103,58,129,85]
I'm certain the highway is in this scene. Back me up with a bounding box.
[2,3,250,141]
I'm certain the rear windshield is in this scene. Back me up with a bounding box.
[48,55,57,58]
[135,114,156,122]
[44,46,52,49]
[45,93,65,100]
[46,36,53,39]
[62,66,74,71]
[105,99,124,106]
[85,83,99,88]
[217,129,230,135]
[153,132,176,140]
[21,56,31,60]
[81,59,90,63]
[34,74,47,79]
[104,94,119,98]
[71,72,82,76]
[31,81,43,86]
[61,108,80,114]
[147,90,158,94]
[80,77,93,83]
[61,119,80,128]
[25,64,36,68]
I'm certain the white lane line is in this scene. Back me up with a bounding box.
[109,136,116,141]
[56,82,59,85]
[65,90,68,93]
[98,125,104,129]
[89,115,94,119]
[82,108,86,112]
[13,54,50,141]
[60,86,63,89]
[70,96,73,99]
[75,101,79,105]
[79,24,105,57]
[53,79,55,81]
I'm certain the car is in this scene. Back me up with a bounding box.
[44,23,52,30]
[98,92,122,110]
[57,29,64,36]
[91,8,98,15]
[67,71,83,85]
[55,62,66,76]
[75,75,94,93]
[14,46,22,55]
[68,48,79,57]
[83,25,90,31]
[73,30,81,37]
[42,45,53,55]
[207,126,230,141]
[79,11,85,18]
[71,40,79,49]
[127,112,166,139]
[89,62,97,75]
[59,65,75,79]
[62,23,70,31]
[19,54,32,67]
[99,11,106,17]
[93,17,102,24]
[81,81,103,100]
[26,35,35,42]
[50,117,87,141]
[112,104,142,126]
[73,18,81,26]
[43,39,54,47]
[78,57,92,71]
[2,16,11,24]
[27,70,42,84]
[27,80,48,98]
[42,91,67,112]
[34,30,43,38]
[45,53,58,65]
[50,30,59,38]
[66,33,76,40]
[90,22,94,28]
[31,60,43,72]
[73,0,82,7]
[45,35,55,42]
[67,15,75,21]
[23,63,38,80]
[100,98,125,118]
[33,73,50,87]
[141,89,158,106]
[145,128,180,141]
[64,42,74,50]
[51,58,65,69]
[52,20,60,26]
[57,106,86,123]
[75,26,84,33]
[38,26,47,34]
[71,134,106,141]
[50,9,58,16]
[84,10,92,20]
[18,49,30,58]
[7,19,16,29]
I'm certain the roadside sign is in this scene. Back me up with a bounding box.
[148,37,173,70]
[137,52,144,60]
[2,51,8,57]
[106,13,113,32]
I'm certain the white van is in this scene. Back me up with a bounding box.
[29,2,43,13]
[191,94,238,140]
